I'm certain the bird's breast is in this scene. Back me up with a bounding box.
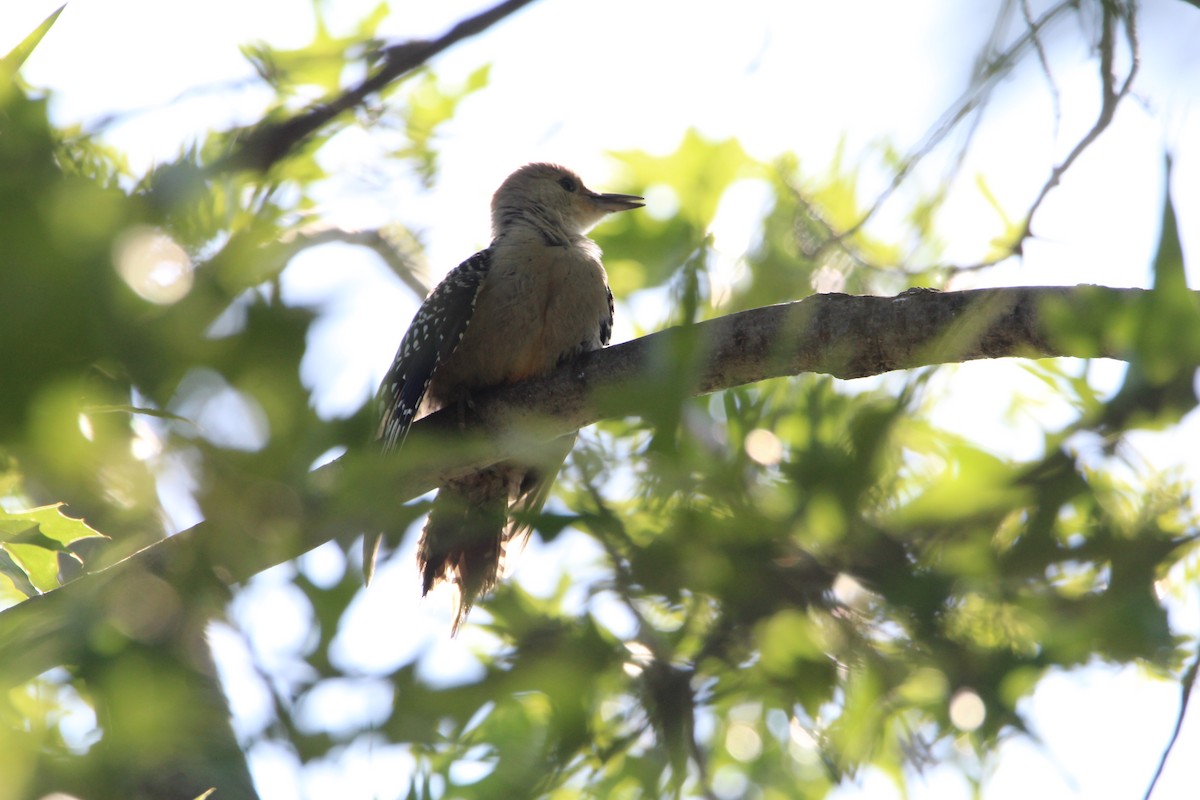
[430,240,611,399]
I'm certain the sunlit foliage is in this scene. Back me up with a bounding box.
[1,3,1196,800]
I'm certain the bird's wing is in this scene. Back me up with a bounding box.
[600,285,615,346]
[375,248,493,453]
[365,248,492,585]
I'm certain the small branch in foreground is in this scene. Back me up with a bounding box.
[0,285,1194,689]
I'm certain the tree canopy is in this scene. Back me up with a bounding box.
[1,2,1198,799]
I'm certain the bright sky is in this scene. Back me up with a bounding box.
[7,1,1200,798]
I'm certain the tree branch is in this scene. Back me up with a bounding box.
[210,0,539,174]
[1,285,1194,688]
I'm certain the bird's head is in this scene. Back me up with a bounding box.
[491,163,643,240]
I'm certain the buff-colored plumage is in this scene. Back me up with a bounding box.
[373,163,642,632]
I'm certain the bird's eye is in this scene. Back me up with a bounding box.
[557,176,577,193]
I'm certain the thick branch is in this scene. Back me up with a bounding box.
[1,285,1193,687]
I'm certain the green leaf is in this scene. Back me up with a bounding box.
[1,4,65,77]
[392,66,493,185]
[0,504,107,547]
[353,1,391,39]
[892,436,1029,527]
[975,172,1023,260]
[611,128,751,230]
[0,546,39,597]
[241,1,391,94]
[1096,163,1200,429]
[601,130,755,292]
[1,542,63,593]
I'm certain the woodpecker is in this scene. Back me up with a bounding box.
[373,163,643,632]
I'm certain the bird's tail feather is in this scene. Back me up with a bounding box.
[418,437,576,634]
[418,474,509,634]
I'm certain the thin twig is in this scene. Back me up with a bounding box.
[282,226,430,298]
[82,76,266,137]
[1018,0,1140,245]
[799,1,1080,276]
[803,2,1140,277]
[820,0,1078,254]
[1143,644,1200,800]
[1023,0,1063,139]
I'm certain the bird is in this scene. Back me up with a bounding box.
[372,163,643,633]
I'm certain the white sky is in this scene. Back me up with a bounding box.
[6,1,1200,798]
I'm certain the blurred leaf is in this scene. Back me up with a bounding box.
[242,2,389,94]
[893,436,1030,526]
[0,503,107,547]
[0,542,62,593]
[1098,168,1200,429]
[392,65,492,185]
[0,4,64,78]
[613,129,750,229]
[605,129,752,290]
[0,547,40,597]
[975,172,1023,261]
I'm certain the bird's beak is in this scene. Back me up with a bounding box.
[589,191,644,213]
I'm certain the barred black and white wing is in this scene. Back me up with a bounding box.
[375,249,493,453]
